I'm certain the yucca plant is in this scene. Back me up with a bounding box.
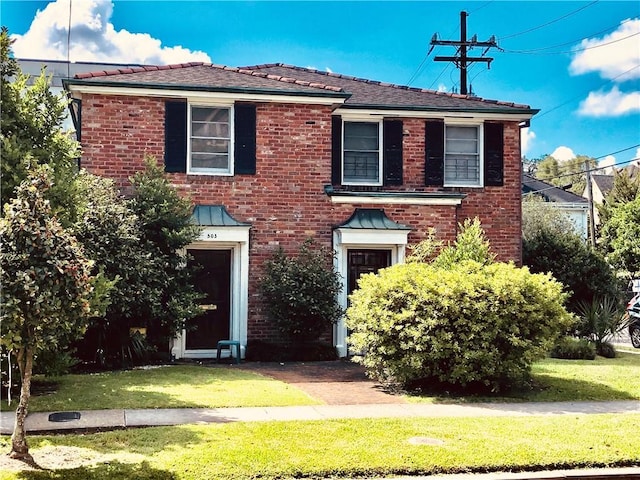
[575,295,624,357]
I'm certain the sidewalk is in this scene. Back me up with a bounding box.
[2,399,640,434]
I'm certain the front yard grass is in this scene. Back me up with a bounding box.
[2,352,639,412]
[406,351,640,403]
[1,414,639,479]
[1,365,320,412]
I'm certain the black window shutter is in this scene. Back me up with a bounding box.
[383,120,403,186]
[331,116,342,185]
[484,122,504,186]
[164,101,187,173]
[234,104,257,175]
[424,120,444,186]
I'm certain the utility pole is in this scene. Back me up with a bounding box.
[430,11,499,95]
[584,160,596,247]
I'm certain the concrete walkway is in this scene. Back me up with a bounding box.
[2,399,640,434]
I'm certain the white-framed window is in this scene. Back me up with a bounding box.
[444,123,483,187]
[188,104,234,175]
[343,121,383,185]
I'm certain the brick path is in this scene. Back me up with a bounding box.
[239,360,407,405]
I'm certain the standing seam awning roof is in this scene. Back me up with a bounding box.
[191,205,250,227]
[335,208,411,230]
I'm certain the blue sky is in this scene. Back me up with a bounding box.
[2,0,639,169]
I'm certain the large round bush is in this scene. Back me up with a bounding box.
[346,260,573,393]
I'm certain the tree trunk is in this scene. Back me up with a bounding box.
[9,347,34,462]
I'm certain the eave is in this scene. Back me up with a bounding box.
[63,79,351,106]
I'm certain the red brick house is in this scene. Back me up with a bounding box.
[64,62,537,359]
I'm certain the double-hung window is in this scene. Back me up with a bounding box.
[444,124,482,187]
[189,105,233,175]
[343,121,382,185]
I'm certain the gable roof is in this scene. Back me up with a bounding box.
[591,174,614,196]
[64,62,537,116]
[522,173,587,203]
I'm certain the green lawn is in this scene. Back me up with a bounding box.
[1,365,319,412]
[1,414,639,479]
[1,354,640,478]
[2,353,640,412]
[406,351,640,403]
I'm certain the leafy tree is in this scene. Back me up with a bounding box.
[600,196,640,282]
[126,157,203,350]
[0,169,107,461]
[70,171,157,366]
[260,239,344,343]
[523,227,620,314]
[0,27,80,218]
[535,154,597,195]
[522,195,579,242]
[597,168,640,225]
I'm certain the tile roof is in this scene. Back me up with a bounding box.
[67,61,536,113]
[522,174,587,203]
[70,62,345,96]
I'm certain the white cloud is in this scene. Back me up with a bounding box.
[551,146,576,161]
[578,86,640,117]
[598,155,616,174]
[520,128,535,156]
[10,0,211,64]
[437,83,448,93]
[570,18,640,81]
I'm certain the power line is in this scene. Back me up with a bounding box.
[534,64,640,120]
[498,1,600,41]
[501,18,635,54]
[503,31,640,56]
[522,152,639,197]
[528,144,640,185]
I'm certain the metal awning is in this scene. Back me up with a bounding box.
[191,205,250,227]
[335,208,411,230]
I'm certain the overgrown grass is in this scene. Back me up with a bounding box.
[406,352,640,403]
[1,414,639,479]
[1,365,319,412]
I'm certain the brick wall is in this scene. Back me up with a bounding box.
[80,93,523,341]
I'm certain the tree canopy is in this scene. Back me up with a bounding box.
[0,168,106,460]
[0,27,80,218]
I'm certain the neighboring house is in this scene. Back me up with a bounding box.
[522,173,589,239]
[583,165,639,226]
[63,62,537,359]
[18,59,146,133]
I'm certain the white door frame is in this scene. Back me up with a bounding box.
[332,228,409,357]
[171,226,250,359]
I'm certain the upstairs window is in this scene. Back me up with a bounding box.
[164,101,256,175]
[189,106,233,175]
[332,118,402,187]
[343,121,382,185]
[444,125,481,187]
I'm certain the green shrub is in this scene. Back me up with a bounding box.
[33,347,80,377]
[523,228,621,314]
[260,239,343,343]
[596,341,616,359]
[346,260,573,393]
[549,337,596,360]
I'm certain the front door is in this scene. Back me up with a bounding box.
[186,249,231,350]
[347,249,392,296]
